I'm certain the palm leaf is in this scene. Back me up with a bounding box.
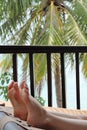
[64,0,87,45]
[0,55,12,72]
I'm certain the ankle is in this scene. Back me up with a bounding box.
[40,110,50,129]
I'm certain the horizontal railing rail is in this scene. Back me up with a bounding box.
[0,46,87,53]
[0,46,87,109]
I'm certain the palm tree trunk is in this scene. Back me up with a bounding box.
[36,81,43,96]
[54,63,62,107]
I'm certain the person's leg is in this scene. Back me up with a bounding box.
[21,85,87,130]
[8,81,87,130]
[49,111,82,119]
[43,112,87,130]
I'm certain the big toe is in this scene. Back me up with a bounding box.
[8,81,14,90]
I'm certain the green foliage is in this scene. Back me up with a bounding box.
[36,96,45,106]
[0,72,12,101]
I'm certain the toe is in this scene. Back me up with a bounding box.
[20,80,26,89]
[13,82,19,90]
[20,81,29,90]
[8,81,14,90]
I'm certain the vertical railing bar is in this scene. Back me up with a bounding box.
[47,53,52,106]
[75,52,80,109]
[60,53,66,108]
[13,54,17,81]
[29,53,35,97]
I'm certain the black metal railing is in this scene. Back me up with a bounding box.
[0,45,87,109]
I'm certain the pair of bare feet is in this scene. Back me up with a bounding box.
[8,81,47,128]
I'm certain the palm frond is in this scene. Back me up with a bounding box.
[64,0,87,45]
[0,55,12,72]
[64,13,87,45]
[0,0,41,44]
[34,54,47,85]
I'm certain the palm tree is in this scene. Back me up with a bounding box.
[0,0,87,107]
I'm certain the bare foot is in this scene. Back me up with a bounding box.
[21,85,47,128]
[8,81,47,128]
[8,81,28,120]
